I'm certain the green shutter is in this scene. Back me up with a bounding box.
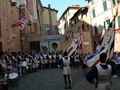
[112,0,116,5]
[104,21,106,31]
[103,1,107,11]
[94,25,98,34]
[107,19,110,25]
[92,9,96,18]
[118,16,120,28]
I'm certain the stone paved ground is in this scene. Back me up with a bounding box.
[2,67,120,90]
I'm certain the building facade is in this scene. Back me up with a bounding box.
[40,4,63,53]
[0,0,20,52]
[70,6,93,54]
[19,0,44,52]
[86,0,120,52]
[58,5,80,35]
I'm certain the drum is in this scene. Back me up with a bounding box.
[20,61,27,67]
[8,73,19,87]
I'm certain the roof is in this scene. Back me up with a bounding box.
[70,6,88,21]
[59,5,80,20]
[43,6,58,13]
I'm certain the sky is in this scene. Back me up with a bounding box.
[40,0,88,20]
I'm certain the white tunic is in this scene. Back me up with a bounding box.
[96,64,112,90]
[62,57,71,75]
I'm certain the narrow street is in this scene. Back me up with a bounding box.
[7,67,120,90]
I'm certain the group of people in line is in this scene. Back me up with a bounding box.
[0,49,119,90]
[0,49,91,90]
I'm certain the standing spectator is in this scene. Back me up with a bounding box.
[81,53,88,75]
[113,52,120,77]
[0,52,9,90]
[86,53,117,90]
[16,51,23,77]
[61,51,72,89]
[58,51,63,68]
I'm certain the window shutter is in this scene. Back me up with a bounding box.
[112,0,116,5]
[103,1,107,11]
[94,25,98,34]
[92,9,96,18]
[104,21,106,31]
[107,19,110,25]
[118,16,120,28]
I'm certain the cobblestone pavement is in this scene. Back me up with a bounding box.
[5,67,120,90]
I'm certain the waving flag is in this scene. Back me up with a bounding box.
[12,17,29,30]
[67,29,83,56]
[85,17,115,68]
[78,29,83,50]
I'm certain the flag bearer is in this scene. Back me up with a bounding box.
[61,51,72,89]
[86,53,117,90]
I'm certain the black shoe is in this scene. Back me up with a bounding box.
[64,87,68,89]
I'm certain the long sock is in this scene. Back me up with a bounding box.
[68,75,72,87]
[64,75,67,87]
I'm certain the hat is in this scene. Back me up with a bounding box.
[0,52,4,57]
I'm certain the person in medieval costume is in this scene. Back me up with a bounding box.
[47,52,53,68]
[0,52,9,90]
[40,54,45,69]
[52,53,57,68]
[61,51,72,89]
[16,51,23,77]
[43,52,48,68]
[86,53,117,90]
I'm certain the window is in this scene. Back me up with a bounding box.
[74,19,77,24]
[118,16,120,28]
[78,26,80,30]
[87,24,89,30]
[94,25,98,34]
[67,10,70,16]
[104,21,106,31]
[104,19,110,31]
[112,0,116,5]
[92,9,96,18]
[106,19,110,26]
[91,0,94,5]
[26,0,29,7]
[46,26,50,31]
[82,24,84,30]
[103,1,107,11]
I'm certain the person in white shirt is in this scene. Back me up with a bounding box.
[113,52,120,77]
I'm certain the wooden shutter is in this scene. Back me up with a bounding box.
[118,16,120,28]
[104,21,106,31]
[92,9,96,18]
[103,1,107,11]
[94,25,98,34]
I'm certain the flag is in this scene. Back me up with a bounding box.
[85,17,115,68]
[78,29,83,50]
[67,37,80,56]
[65,31,72,40]
[66,29,83,56]
[12,17,29,30]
